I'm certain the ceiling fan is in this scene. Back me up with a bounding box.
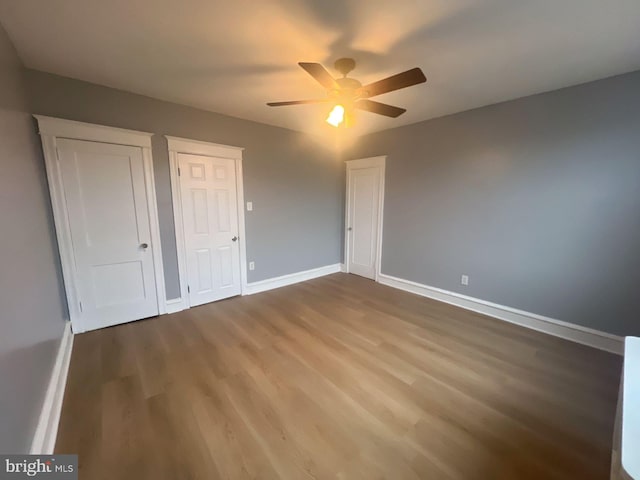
[266,58,427,127]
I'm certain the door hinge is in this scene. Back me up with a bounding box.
[187,285,190,293]
[178,167,181,176]
[79,301,83,312]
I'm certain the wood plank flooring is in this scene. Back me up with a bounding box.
[55,273,622,479]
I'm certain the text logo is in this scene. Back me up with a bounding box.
[1,455,77,479]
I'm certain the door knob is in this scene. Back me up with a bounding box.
[140,243,149,249]
[347,227,353,231]
[231,236,238,242]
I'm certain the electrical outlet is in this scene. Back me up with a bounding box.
[461,274,469,286]
[246,201,253,211]
[249,261,255,271]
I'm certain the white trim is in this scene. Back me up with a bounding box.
[344,156,386,282]
[236,158,248,295]
[142,147,167,315]
[378,273,624,355]
[622,337,640,479]
[244,264,341,295]
[340,263,347,273]
[165,297,187,314]
[35,116,166,333]
[34,115,153,147]
[40,134,82,324]
[165,136,243,158]
[31,322,74,454]
[168,149,189,308]
[166,136,248,309]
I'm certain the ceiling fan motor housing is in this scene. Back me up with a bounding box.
[333,77,363,103]
[334,57,356,76]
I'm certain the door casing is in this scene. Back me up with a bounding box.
[344,156,386,282]
[35,115,167,333]
[166,136,247,313]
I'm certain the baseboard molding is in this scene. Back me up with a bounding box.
[165,297,187,314]
[340,263,347,273]
[30,321,74,454]
[244,264,341,295]
[378,273,624,355]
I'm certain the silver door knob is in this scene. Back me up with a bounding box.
[347,227,352,231]
[231,236,238,242]
[140,243,149,249]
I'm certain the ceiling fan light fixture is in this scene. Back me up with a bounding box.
[267,59,426,126]
[326,104,345,127]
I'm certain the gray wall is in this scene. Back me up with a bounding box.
[25,70,344,298]
[0,25,67,452]
[348,70,640,337]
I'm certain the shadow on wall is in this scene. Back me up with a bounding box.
[0,338,62,453]
[300,0,504,73]
[0,24,68,453]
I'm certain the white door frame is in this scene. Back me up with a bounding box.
[344,156,386,282]
[166,136,247,312]
[34,115,167,332]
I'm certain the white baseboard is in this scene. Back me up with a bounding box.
[31,321,74,454]
[165,297,187,314]
[378,273,624,355]
[340,263,347,273]
[244,263,341,295]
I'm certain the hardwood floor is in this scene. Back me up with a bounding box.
[55,273,622,479]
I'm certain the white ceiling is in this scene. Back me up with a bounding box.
[1,0,640,137]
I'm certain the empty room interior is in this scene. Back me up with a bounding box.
[1,1,639,479]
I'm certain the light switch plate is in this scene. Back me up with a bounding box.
[246,201,253,211]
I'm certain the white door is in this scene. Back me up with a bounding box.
[178,153,241,306]
[56,138,159,331]
[346,162,383,280]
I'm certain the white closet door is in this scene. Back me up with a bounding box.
[56,138,159,331]
[347,166,381,279]
[178,153,241,306]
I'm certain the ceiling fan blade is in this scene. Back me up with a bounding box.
[298,62,339,89]
[355,99,406,118]
[266,99,329,106]
[360,67,426,98]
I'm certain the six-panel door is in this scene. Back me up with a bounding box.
[178,153,241,306]
[348,167,381,279]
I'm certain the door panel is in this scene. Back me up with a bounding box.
[91,261,146,307]
[348,167,381,279]
[179,153,241,306]
[56,138,159,331]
